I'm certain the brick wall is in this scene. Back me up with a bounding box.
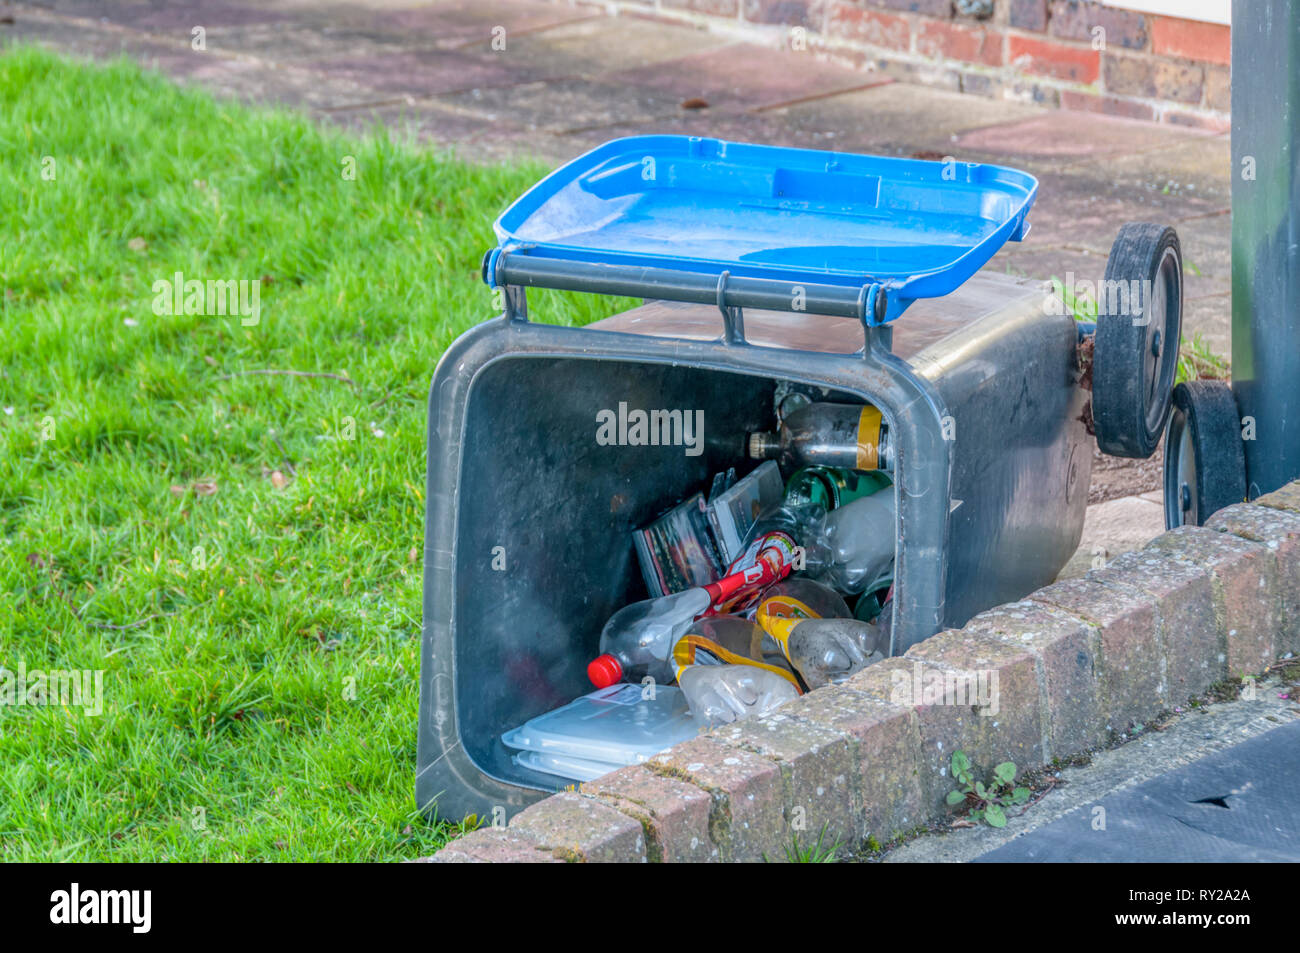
[558,0,1230,129]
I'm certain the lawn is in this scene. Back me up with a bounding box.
[0,45,630,860]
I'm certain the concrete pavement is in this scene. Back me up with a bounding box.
[884,669,1299,862]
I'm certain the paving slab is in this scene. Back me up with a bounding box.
[309,46,565,102]
[4,5,377,108]
[557,109,863,158]
[17,0,308,54]
[1058,495,1167,581]
[1086,132,1232,205]
[323,100,562,164]
[1182,293,1233,360]
[942,114,1230,302]
[30,0,599,44]
[562,80,1045,163]
[307,0,601,51]
[989,243,1107,289]
[432,75,713,136]
[884,677,1299,862]
[991,234,1230,365]
[950,109,1214,167]
[1169,208,1232,277]
[189,22,427,67]
[175,56,381,110]
[453,14,728,76]
[994,237,1228,303]
[610,43,892,114]
[559,106,951,161]
[87,0,297,33]
[1010,167,1225,256]
[758,81,1047,152]
[433,42,892,135]
[2,4,181,57]
[977,719,1300,862]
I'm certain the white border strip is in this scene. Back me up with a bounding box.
[1100,0,1230,26]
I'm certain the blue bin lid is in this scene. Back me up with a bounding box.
[489,136,1037,323]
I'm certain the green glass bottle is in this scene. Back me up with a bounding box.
[783,466,892,511]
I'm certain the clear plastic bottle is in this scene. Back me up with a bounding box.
[670,615,800,685]
[742,492,896,597]
[747,402,893,472]
[817,491,896,595]
[588,532,796,688]
[587,586,710,688]
[755,578,884,687]
[756,577,852,628]
[762,615,886,688]
[741,503,833,577]
[670,614,802,727]
[677,664,798,728]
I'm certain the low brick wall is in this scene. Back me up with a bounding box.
[425,482,1300,862]
[545,0,1230,130]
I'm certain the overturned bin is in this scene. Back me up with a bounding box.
[417,136,1182,821]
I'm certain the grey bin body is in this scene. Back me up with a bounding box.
[417,270,1091,821]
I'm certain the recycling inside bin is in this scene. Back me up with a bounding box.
[418,135,1104,816]
[454,354,896,791]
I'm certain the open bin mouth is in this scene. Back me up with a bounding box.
[454,353,896,792]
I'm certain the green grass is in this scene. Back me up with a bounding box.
[1176,330,1230,383]
[0,46,633,860]
[776,825,841,863]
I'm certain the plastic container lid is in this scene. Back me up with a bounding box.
[511,749,624,785]
[501,684,699,767]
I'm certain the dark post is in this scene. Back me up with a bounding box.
[1231,0,1300,497]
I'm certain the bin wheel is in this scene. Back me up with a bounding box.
[1163,380,1245,528]
[1093,223,1183,458]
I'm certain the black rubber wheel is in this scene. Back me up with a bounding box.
[1163,380,1246,528]
[1093,223,1183,458]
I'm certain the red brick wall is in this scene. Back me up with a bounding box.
[554,0,1230,129]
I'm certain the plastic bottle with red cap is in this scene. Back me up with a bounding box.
[587,531,795,688]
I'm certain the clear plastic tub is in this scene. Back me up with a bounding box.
[510,750,623,784]
[500,684,698,769]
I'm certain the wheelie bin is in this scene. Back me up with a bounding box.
[417,136,1184,820]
